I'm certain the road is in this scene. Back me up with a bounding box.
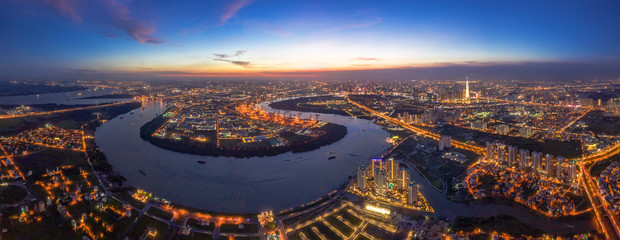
[346,96,485,155]
[581,164,620,239]
[0,100,136,119]
[347,95,603,235]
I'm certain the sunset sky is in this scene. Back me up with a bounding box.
[1,0,620,80]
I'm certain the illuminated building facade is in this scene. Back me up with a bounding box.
[355,158,418,205]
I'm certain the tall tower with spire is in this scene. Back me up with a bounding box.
[465,77,470,99]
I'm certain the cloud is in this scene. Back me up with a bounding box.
[356,57,379,61]
[213,50,249,67]
[43,0,82,23]
[38,0,161,44]
[234,50,247,57]
[214,58,251,68]
[220,0,253,24]
[103,0,162,44]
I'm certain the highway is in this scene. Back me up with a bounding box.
[348,95,620,238]
[0,100,136,119]
[581,164,620,239]
[346,96,485,155]
[581,141,620,164]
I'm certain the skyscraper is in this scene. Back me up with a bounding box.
[400,168,410,189]
[408,182,418,204]
[545,153,554,177]
[486,142,495,159]
[569,160,576,182]
[519,149,530,169]
[497,143,506,163]
[508,146,518,166]
[557,156,565,178]
[465,77,470,98]
[532,152,542,171]
[357,165,366,191]
[387,158,395,181]
[376,170,387,196]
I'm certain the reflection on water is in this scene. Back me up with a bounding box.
[3,91,594,232]
[95,100,392,212]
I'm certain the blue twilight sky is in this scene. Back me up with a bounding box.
[1,0,620,80]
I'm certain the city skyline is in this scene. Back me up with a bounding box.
[1,0,620,80]
[3,1,620,239]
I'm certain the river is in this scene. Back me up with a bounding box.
[0,87,123,105]
[95,100,392,213]
[2,91,594,233]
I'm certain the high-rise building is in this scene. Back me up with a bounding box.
[569,160,576,182]
[472,121,487,130]
[357,165,366,191]
[495,124,510,135]
[371,158,382,179]
[556,156,565,178]
[486,142,495,159]
[519,126,533,138]
[376,170,387,196]
[531,152,542,171]
[387,158,395,181]
[519,149,530,169]
[400,168,410,189]
[545,153,554,177]
[439,136,452,151]
[407,182,418,204]
[508,146,518,166]
[497,143,506,163]
[465,77,470,99]
[439,137,446,151]
[579,98,595,108]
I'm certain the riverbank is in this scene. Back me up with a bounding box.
[139,108,348,158]
[0,82,86,97]
[77,93,134,99]
[96,100,391,212]
[268,95,372,119]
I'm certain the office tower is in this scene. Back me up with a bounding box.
[545,153,554,177]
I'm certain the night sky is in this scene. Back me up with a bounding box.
[1,0,620,80]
